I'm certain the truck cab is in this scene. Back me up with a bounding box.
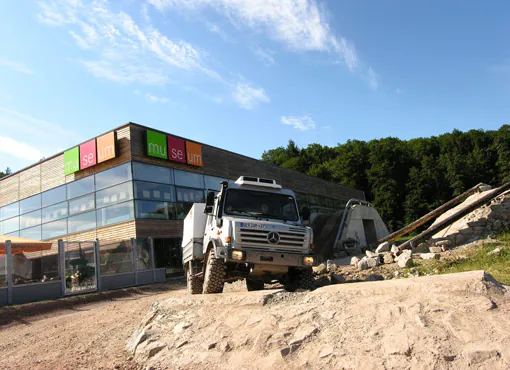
[182,176,315,294]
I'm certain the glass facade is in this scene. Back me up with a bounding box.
[0,160,344,241]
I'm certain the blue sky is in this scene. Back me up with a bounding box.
[1,0,509,173]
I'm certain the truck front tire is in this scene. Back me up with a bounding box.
[202,249,225,294]
[284,267,315,291]
[186,264,203,295]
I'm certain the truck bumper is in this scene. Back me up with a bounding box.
[227,249,314,268]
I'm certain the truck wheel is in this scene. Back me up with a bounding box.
[284,268,315,292]
[297,268,315,290]
[202,249,225,294]
[187,265,203,295]
[246,279,264,291]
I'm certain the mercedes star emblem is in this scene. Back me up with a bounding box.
[267,231,280,244]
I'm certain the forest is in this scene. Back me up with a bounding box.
[262,125,510,231]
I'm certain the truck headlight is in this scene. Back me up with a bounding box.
[303,256,314,266]
[231,250,245,261]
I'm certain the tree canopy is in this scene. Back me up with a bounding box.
[262,125,510,230]
[0,167,11,179]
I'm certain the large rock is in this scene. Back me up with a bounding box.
[398,256,413,268]
[396,249,412,261]
[375,242,390,253]
[434,240,452,249]
[391,245,400,255]
[126,328,147,355]
[383,254,394,264]
[288,325,319,346]
[314,263,327,275]
[326,261,337,273]
[358,257,369,271]
[365,250,378,258]
[414,243,430,253]
[350,256,360,267]
[429,246,443,253]
[366,257,379,268]
[420,253,440,260]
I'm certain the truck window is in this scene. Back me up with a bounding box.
[224,189,298,221]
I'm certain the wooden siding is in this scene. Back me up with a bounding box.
[19,165,41,200]
[41,156,66,192]
[0,173,20,207]
[129,124,365,202]
[135,220,184,239]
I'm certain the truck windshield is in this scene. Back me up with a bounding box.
[223,189,299,221]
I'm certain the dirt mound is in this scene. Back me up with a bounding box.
[127,271,510,369]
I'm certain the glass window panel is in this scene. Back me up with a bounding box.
[174,170,204,188]
[69,194,95,215]
[63,241,96,293]
[135,200,169,220]
[133,162,173,184]
[20,225,42,241]
[1,202,19,220]
[96,201,134,227]
[67,176,95,199]
[13,250,42,284]
[42,185,67,207]
[95,163,132,190]
[42,219,67,240]
[176,187,205,203]
[5,231,20,237]
[134,238,153,271]
[134,181,175,202]
[42,201,68,223]
[99,240,133,275]
[20,194,41,215]
[175,203,193,220]
[204,175,227,191]
[68,211,96,234]
[2,217,19,234]
[96,182,133,208]
[20,210,42,229]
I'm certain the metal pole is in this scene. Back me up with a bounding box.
[94,239,101,291]
[58,240,65,297]
[6,240,12,305]
[131,238,138,285]
[149,237,156,282]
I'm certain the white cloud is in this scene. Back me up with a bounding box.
[281,115,316,131]
[0,136,43,162]
[232,83,269,109]
[207,22,229,41]
[149,0,359,70]
[37,0,220,85]
[367,66,377,91]
[0,108,82,168]
[0,57,34,75]
[145,92,170,103]
[253,47,275,66]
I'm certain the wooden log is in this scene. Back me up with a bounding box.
[398,181,510,250]
[377,182,486,244]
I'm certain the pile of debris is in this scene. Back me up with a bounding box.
[429,189,510,248]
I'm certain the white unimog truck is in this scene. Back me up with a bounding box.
[181,176,315,294]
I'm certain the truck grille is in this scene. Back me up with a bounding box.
[238,228,307,250]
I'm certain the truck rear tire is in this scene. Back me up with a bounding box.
[202,249,225,294]
[187,265,203,295]
[246,279,264,291]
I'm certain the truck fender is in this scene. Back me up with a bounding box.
[205,238,227,261]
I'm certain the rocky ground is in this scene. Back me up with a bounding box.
[128,271,510,370]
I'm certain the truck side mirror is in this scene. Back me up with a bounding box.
[204,191,215,214]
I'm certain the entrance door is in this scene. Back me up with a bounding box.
[362,219,378,247]
[63,241,97,295]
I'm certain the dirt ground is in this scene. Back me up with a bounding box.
[0,282,188,370]
[1,272,509,370]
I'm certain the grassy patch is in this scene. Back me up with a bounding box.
[412,232,510,285]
